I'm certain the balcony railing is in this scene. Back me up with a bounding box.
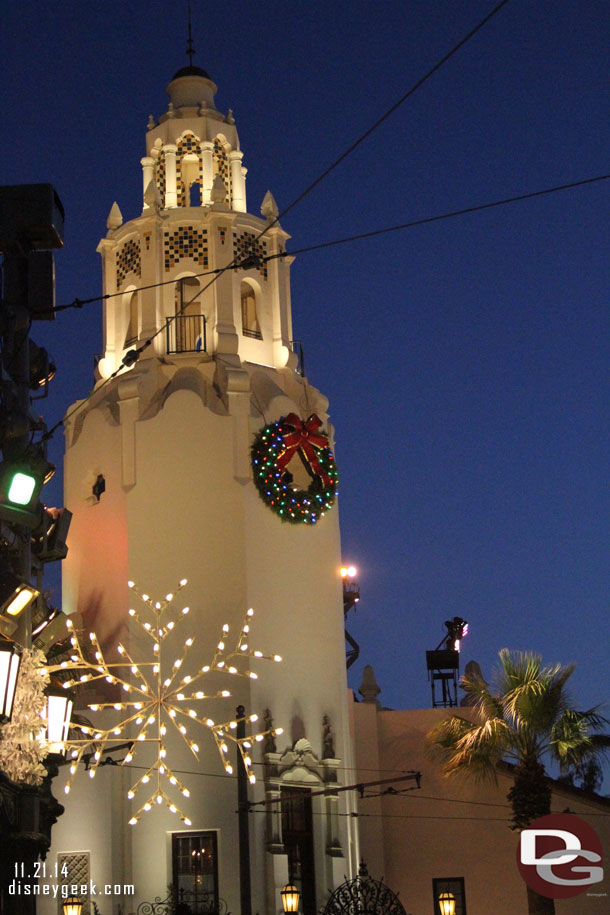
[166,314,207,355]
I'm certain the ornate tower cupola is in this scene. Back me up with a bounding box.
[59,45,354,915]
[96,59,295,382]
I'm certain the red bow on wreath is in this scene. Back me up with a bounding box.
[276,413,331,486]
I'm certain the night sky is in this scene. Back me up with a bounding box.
[1,2,608,733]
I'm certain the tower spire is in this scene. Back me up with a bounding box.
[186,1,195,67]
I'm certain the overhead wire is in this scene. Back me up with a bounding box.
[39,1,513,442]
[41,169,610,444]
[269,0,511,226]
[50,172,610,317]
[100,760,610,815]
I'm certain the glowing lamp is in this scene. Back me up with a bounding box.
[281,884,300,913]
[45,681,73,753]
[8,471,36,505]
[0,639,22,723]
[339,565,357,579]
[438,892,455,915]
[0,571,39,618]
[62,897,83,915]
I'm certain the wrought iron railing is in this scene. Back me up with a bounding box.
[127,888,229,915]
[166,315,207,354]
[242,326,262,339]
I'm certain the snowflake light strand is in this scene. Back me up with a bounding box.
[44,579,283,826]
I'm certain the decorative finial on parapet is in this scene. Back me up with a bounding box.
[106,201,123,229]
[359,665,381,706]
[261,190,279,222]
[211,174,227,207]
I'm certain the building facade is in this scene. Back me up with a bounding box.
[40,63,358,915]
[351,668,610,915]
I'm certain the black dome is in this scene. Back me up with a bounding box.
[171,65,212,81]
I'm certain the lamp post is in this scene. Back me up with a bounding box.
[0,638,22,723]
[62,897,83,915]
[438,891,456,915]
[281,884,300,914]
[236,705,252,915]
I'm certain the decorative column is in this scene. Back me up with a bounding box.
[163,144,178,208]
[140,157,155,212]
[200,140,214,205]
[229,150,246,212]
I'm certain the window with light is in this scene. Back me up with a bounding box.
[172,831,219,915]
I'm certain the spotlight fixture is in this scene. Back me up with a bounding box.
[444,617,469,652]
[44,680,74,754]
[0,570,40,618]
[0,638,22,723]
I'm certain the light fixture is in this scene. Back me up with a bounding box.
[0,571,40,618]
[339,565,357,579]
[45,680,73,754]
[62,897,83,915]
[0,452,54,526]
[281,884,300,913]
[438,891,456,915]
[0,639,22,723]
[444,617,469,652]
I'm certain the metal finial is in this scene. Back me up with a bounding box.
[186,1,195,66]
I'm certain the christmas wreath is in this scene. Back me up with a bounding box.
[251,413,338,524]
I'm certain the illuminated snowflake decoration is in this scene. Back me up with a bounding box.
[45,579,283,826]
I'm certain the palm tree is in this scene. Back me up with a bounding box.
[427,649,610,915]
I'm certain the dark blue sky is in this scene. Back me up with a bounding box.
[1,1,608,721]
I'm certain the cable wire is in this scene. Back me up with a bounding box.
[275,173,610,260]
[272,0,511,226]
[50,171,610,318]
[40,168,610,445]
[51,0,512,319]
[38,0,514,435]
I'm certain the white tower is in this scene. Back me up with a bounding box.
[45,63,358,915]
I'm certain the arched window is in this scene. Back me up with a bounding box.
[124,291,139,346]
[241,282,261,339]
[170,277,206,353]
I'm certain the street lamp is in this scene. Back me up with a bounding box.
[281,884,300,913]
[0,638,22,723]
[62,897,82,915]
[438,891,456,915]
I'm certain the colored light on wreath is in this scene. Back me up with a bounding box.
[251,416,338,525]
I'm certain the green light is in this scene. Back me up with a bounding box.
[8,472,36,506]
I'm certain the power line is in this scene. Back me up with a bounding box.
[52,0,512,319]
[272,0,511,225]
[50,171,610,318]
[40,168,609,444]
[39,3,512,442]
[276,173,610,259]
[75,760,610,817]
